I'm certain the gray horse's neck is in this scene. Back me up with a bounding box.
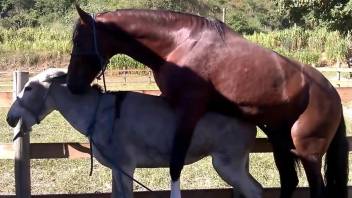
[49,82,103,136]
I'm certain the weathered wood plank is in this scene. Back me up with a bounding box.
[317,67,352,72]
[337,87,352,103]
[0,92,12,107]
[2,86,352,107]
[1,137,352,159]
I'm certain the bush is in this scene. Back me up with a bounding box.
[0,25,350,69]
[246,27,349,65]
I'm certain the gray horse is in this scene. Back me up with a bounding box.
[6,69,262,198]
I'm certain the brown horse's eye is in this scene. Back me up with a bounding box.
[24,87,32,91]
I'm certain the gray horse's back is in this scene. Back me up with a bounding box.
[113,92,257,167]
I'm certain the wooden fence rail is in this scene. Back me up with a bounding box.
[0,67,352,90]
[1,69,352,198]
[1,137,352,160]
[1,67,352,107]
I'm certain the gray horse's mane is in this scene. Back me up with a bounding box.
[91,84,121,95]
[32,68,67,83]
[92,84,105,93]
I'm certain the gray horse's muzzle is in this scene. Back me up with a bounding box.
[6,112,20,128]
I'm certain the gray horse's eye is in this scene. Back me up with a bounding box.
[24,87,32,91]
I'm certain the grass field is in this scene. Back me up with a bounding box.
[1,105,352,195]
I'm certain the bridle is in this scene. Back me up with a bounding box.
[71,13,159,196]
[71,13,109,90]
[91,13,109,84]
[16,83,52,125]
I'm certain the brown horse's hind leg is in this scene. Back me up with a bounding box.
[291,118,338,198]
[297,153,325,198]
[269,131,299,198]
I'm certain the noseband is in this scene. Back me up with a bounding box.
[16,83,52,125]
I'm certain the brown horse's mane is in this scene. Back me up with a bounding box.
[72,9,226,42]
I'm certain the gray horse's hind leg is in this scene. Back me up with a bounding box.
[212,154,263,198]
[112,168,134,198]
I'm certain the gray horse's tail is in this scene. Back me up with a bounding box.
[325,113,349,198]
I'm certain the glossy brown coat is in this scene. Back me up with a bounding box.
[67,6,349,198]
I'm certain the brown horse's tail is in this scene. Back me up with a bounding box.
[325,113,349,198]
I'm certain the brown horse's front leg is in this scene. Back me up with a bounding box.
[170,96,208,182]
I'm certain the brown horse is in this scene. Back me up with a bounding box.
[66,5,349,198]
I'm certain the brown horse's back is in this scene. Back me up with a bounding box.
[160,22,341,128]
[193,30,340,127]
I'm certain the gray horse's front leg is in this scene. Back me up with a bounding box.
[112,168,134,198]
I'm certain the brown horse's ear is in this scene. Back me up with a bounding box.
[75,4,91,25]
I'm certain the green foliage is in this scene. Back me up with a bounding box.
[0,0,351,69]
[278,0,352,33]
[246,26,349,65]
[0,10,38,29]
[0,0,284,34]
[225,0,283,34]
[0,25,349,69]
[0,26,71,53]
[1,0,352,34]
[109,55,144,69]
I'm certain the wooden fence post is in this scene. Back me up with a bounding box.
[148,70,152,84]
[124,67,127,85]
[337,62,341,87]
[222,7,226,23]
[13,71,31,198]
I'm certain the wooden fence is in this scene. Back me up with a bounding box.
[1,69,352,198]
[1,67,352,107]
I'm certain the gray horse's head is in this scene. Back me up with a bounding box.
[6,68,67,131]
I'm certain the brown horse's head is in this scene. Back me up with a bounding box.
[67,5,110,94]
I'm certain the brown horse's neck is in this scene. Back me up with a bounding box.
[97,10,205,69]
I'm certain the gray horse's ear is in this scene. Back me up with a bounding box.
[76,4,92,25]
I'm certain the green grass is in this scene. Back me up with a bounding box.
[246,27,350,66]
[1,107,352,195]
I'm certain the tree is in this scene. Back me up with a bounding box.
[278,0,352,33]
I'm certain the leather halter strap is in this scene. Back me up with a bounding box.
[16,83,52,125]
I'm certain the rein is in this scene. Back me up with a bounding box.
[76,13,158,197]
[86,13,108,177]
[86,91,159,197]
[91,14,108,91]
[86,92,102,176]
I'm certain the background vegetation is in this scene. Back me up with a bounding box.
[0,0,352,70]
